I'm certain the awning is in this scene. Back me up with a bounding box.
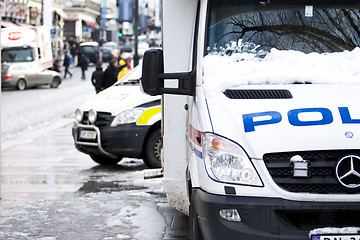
[1,21,19,28]
[83,20,98,28]
[16,23,33,27]
[54,8,68,19]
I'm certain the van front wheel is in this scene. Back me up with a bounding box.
[189,193,203,240]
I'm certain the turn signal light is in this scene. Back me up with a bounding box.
[212,137,224,150]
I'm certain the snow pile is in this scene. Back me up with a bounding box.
[309,227,360,238]
[202,48,360,95]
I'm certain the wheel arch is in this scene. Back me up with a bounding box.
[141,120,161,156]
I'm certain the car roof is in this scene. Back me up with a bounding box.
[80,42,99,47]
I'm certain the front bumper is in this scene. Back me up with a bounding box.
[72,122,151,159]
[193,188,360,240]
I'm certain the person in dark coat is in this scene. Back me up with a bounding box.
[52,56,61,73]
[91,63,105,93]
[63,52,72,78]
[103,59,119,89]
[70,44,78,65]
[78,53,89,79]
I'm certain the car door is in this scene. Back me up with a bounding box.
[35,68,52,85]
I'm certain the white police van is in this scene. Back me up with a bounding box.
[72,66,162,168]
[141,0,360,239]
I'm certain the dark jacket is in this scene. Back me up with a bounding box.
[78,54,89,70]
[91,67,105,91]
[63,55,71,67]
[103,64,119,89]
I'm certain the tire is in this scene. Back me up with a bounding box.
[90,155,122,165]
[189,193,203,240]
[50,76,61,88]
[143,129,162,168]
[16,79,26,90]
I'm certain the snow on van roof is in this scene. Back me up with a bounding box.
[202,47,360,95]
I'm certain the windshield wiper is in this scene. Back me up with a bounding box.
[121,79,140,85]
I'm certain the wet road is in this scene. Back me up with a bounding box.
[0,66,189,240]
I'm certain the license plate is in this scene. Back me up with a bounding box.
[312,235,360,240]
[79,130,96,140]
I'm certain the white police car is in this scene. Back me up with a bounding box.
[72,65,162,168]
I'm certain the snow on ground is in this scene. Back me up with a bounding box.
[203,47,360,95]
[0,166,167,240]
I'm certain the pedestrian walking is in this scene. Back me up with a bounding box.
[52,56,61,73]
[63,52,73,78]
[70,44,78,65]
[91,63,105,93]
[78,53,89,79]
[103,59,119,89]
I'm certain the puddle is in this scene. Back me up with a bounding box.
[78,181,147,193]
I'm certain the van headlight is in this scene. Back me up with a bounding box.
[75,108,83,123]
[202,132,263,186]
[110,109,144,127]
[88,109,97,124]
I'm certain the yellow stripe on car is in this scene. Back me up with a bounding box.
[137,106,161,125]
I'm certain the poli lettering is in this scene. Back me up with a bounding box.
[243,107,360,133]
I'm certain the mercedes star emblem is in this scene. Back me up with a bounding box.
[336,155,360,189]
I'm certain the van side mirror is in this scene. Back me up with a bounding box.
[141,49,195,96]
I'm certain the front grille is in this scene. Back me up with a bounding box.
[263,150,360,194]
[80,111,112,126]
[224,89,293,99]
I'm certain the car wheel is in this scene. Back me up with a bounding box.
[189,193,203,240]
[143,129,162,168]
[90,155,122,165]
[16,79,26,90]
[50,76,61,88]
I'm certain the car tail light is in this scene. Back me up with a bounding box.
[5,74,12,79]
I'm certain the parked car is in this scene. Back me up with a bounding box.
[79,42,100,64]
[1,62,62,90]
[100,48,115,62]
[72,65,162,168]
[101,42,120,62]
[137,35,150,57]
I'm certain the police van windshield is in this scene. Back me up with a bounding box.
[207,0,360,55]
[115,65,141,86]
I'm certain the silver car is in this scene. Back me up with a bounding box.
[1,47,61,90]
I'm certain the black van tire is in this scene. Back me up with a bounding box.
[90,155,122,165]
[17,79,26,90]
[189,193,203,240]
[143,129,162,168]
